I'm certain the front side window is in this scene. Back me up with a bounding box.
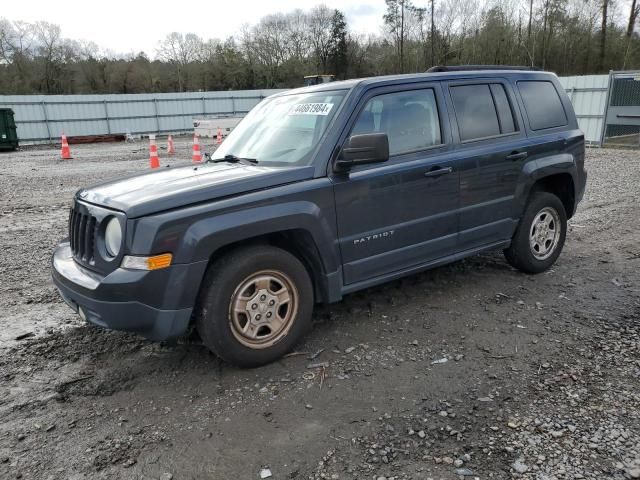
[214,90,347,166]
[350,89,442,156]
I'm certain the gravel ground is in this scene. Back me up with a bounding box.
[0,140,638,480]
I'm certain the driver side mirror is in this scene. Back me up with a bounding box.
[335,133,389,172]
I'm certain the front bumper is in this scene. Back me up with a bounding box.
[52,242,207,341]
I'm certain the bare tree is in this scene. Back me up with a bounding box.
[0,19,15,63]
[433,0,463,66]
[1,2,640,95]
[157,32,202,91]
[33,22,65,93]
[627,0,639,37]
[599,0,609,71]
[252,14,290,87]
[622,0,639,68]
[238,24,258,87]
[308,5,334,72]
[430,0,436,66]
[1,20,37,90]
[384,0,416,72]
[412,7,428,68]
[286,9,311,61]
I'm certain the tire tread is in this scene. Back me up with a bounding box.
[195,245,313,368]
[504,192,567,274]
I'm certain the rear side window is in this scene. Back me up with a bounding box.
[451,85,500,140]
[518,81,567,130]
[450,83,517,141]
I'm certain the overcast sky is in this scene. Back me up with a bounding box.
[4,0,386,57]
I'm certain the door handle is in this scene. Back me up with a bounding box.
[506,151,528,161]
[424,166,453,178]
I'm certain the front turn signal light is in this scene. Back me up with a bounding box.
[122,253,173,271]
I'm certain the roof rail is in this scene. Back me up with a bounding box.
[427,65,542,73]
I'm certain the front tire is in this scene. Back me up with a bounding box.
[504,191,567,274]
[196,245,314,368]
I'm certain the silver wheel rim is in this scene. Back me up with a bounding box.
[529,206,561,260]
[228,270,298,349]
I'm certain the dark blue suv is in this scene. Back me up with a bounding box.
[52,67,587,367]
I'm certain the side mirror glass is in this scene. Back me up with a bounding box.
[335,133,389,171]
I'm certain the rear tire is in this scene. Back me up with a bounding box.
[196,245,313,368]
[504,191,567,274]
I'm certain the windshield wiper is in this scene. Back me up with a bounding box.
[209,154,258,165]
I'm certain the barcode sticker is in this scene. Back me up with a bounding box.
[288,103,334,116]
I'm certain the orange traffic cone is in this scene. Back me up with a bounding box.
[167,135,175,155]
[192,134,202,163]
[216,127,223,145]
[60,134,72,160]
[149,135,160,169]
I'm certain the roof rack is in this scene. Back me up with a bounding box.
[427,65,542,73]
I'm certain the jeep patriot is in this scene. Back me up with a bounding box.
[52,67,587,367]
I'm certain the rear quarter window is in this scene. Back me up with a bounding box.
[518,80,568,131]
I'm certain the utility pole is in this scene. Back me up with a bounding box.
[627,0,638,38]
[527,0,533,65]
[430,0,435,66]
[527,0,533,42]
[400,0,405,73]
[599,0,608,72]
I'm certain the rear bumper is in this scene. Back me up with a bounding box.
[52,242,207,341]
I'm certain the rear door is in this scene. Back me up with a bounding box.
[331,82,460,286]
[444,79,528,251]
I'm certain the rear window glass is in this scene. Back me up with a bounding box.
[518,81,568,130]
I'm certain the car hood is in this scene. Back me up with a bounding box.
[77,162,315,218]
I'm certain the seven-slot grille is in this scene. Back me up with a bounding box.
[69,207,97,264]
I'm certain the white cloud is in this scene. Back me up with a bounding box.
[3,0,387,57]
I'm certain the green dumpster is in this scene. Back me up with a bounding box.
[0,108,18,151]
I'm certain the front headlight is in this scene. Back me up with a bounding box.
[104,217,122,257]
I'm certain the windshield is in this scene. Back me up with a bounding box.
[213,90,347,166]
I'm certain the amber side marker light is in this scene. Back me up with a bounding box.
[122,253,173,271]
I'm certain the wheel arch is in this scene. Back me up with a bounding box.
[520,154,578,219]
[530,172,575,218]
[203,228,332,304]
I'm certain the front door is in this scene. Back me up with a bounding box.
[332,84,460,286]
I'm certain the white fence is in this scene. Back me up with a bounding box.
[0,90,284,144]
[558,75,609,145]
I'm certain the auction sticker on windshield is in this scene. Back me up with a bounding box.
[289,103,334,116]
